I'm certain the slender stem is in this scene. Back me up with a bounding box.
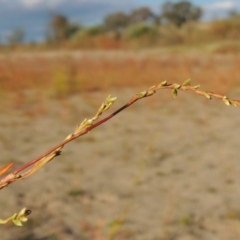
[14,97,138,175]
[2,81,239,188]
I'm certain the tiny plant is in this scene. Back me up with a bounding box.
[0,79,239,226]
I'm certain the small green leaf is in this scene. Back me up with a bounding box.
[223,97,231,106]
[173,84,181,89]
[193,85,200,90]
[203,92,211,99]
[12,218,23,227]
[160,80,167,86]
[182,79,191,86]
[0,208,31,226]
[172,89,178,98]
[106,95,117,104]
[137,91,147,99]
[13,208,31,226]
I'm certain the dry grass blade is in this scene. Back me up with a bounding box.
[0,163,14,176]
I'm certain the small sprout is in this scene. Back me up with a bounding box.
[223,96,231,106]
[172,89,178,98]
[173,83,181,89]
[0,208,31,226]
[101,95,117,112]
[193,85,200,90]
[203,92,211,99]
[12,208,31,226]
[182,79,191,86]
[160,80,167,86]
[137,91,147,99]
[107,95,117,103]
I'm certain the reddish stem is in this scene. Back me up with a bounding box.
[14,96,138,175]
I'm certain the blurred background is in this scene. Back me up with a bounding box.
[0,0,240,94]
[1,1,240,240]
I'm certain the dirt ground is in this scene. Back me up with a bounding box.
[1,85,240,240]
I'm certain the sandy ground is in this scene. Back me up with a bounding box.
[1,86,240,240]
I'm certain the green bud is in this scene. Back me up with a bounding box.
[182,79,191,86]
[172,89,178,98]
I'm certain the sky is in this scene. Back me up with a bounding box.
[0,0,239,43]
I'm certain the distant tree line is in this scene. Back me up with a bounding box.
[4,0,240,45]
[47,1,203,42]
